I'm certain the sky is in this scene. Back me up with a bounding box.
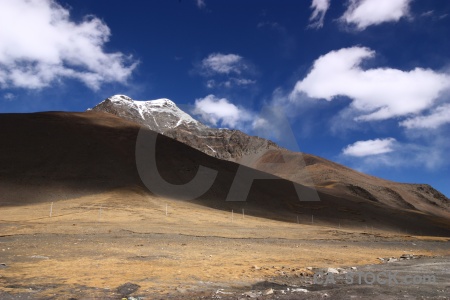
[1,0,450,197]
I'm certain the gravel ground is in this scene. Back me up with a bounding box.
[1,231,449,299]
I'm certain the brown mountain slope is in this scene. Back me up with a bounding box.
[235,149,450,219]
[90,95,450,218]
[1,111,450,236]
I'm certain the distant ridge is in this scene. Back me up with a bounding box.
[1,111,450,236]
[91,95,450,219]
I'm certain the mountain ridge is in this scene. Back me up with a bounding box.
[90,95,450,219]
[91,94,278,161]
[2,110,450,236]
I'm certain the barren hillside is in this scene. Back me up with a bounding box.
[1,111,449,236]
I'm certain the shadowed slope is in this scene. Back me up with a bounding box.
[91,95,450,219]
[1,111,450,236]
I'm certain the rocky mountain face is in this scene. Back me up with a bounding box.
[91,95,450,218]
[91,95,278,161]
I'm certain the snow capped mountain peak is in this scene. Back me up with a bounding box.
[145,98,177,108]
[107,95,175,108]
[92,95,203,132]
[91,94,278,161]
[109,94,133,102]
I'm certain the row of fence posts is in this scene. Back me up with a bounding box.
[46,202,384,234]
[46,202,326,227]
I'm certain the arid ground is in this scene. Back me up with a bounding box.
[1,112,449,299]
[1,189,449,299]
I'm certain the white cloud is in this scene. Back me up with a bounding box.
[3,93,15,101]
[340,0,411,30]
[192,94,253,128]
[201,53,246,75]
[0,0,138,90]
[341,137,449,171]
[196,0,206,9]
[400,104,450,129]
[290,47,450,122]
[206,78,256,89]
[308,0,330,29]
[252,117,270,131]
[233,78,256,86]
[343,138,396,157]
[197,53,256,89]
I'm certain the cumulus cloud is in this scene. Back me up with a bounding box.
[251,117,270,131]
[340,0,411,30]
[341,137,449,171]
[308,0,330,29]
[0,0,138,90]
[342,138,396,157]
[196,53,256,89]
[192,94,253,128]
[201,53,247,75]
[290,47,450,122]
[400,104,450,129]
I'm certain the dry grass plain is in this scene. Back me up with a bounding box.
[1,188,449,299]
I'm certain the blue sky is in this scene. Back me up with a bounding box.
[1,0,450,196]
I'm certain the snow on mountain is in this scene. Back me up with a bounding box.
[91,94,203,133]
[89,94,450,215]
[91,94,277,160]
